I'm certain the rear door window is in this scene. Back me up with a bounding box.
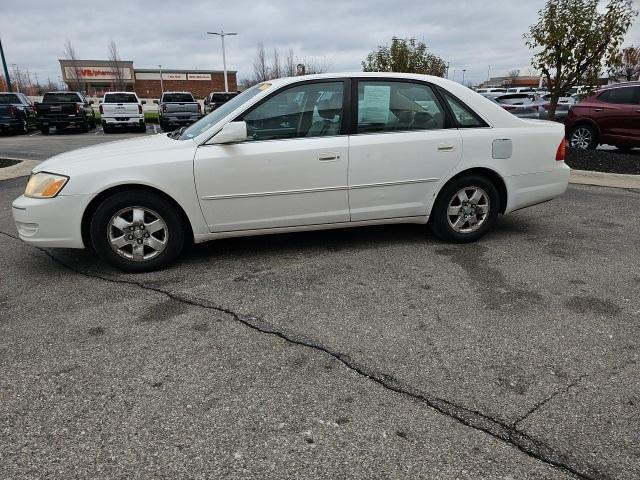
[0,94,20,104]
[443,93,487,128]
[356,80,445,133]
[599,87,635,105]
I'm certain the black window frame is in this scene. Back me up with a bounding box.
[234,78,351,141]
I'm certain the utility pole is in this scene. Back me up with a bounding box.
[446,62,450,80]
[0,35,11,92]
[462,69,466,86]
[207,30,237,92]
[158,64,164,95]
[12,64,20,92]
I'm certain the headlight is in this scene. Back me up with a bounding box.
[24,172,69,199]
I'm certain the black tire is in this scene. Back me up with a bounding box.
[429,175,500,243]
[39,126,49,135]
[80,117,90,133]
[90,190,185,272]
[102,123,111,134]
[568,124,598,150]
[160,121,170,132]
[139,122,147,133]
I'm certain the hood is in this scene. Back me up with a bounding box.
[33,134,193,173]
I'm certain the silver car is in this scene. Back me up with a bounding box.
[482,93,539,119]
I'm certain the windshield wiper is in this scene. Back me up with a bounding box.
[167,126,187,139]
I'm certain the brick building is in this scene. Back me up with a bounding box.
[59,59,237,98]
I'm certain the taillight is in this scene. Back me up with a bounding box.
[162,104,167,112]
[555,139,567,161]
[502,105,516,111]
[138,104,142,114]
[99,104,103,114]
[541,104,550,110]
[76,104,82,114]
[9,106,17,117]
[197,103,202,114]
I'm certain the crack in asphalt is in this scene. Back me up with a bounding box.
[512,375,588,431]
[0,229,608,480]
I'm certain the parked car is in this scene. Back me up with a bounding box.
[204,91,239,114]
[475,88,507,94]
[12,72,569,272]
[484,93,540,119]
[565,82,640,150]
[538,96,575,123]
[506,87,535,94]
[35,91,96,134]
[156,91,202,131]
[0,92,36,134]
[100,91,146,133]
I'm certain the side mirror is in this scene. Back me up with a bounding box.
[153,100,159,105]
[88,100,94,105]
[141,100,146,105]
[211,121,247,144]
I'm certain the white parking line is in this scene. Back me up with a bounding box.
[153,124,157,134]
[94,127,103,135]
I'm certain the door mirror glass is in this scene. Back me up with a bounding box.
[210,121,248,144]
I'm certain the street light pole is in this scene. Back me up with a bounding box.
[158,64,164,94]
[0,35,12,92]
[207,30,237,93]
[462,69,466,86]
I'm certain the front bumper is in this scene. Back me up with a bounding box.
[11,194,89,248]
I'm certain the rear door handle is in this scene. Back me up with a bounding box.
[318,152,341,161]
[437,144,455,152]
[594,108,603,112]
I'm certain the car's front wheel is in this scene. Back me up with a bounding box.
[429,175,500,243]
[569,124,598,150]
[90,190,185,272]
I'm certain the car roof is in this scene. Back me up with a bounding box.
[600,81,640,90]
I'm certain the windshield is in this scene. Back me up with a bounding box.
[179,84,267,140]
[43,93,80,103]
[0,94,20,104]
[162,93,194,103]
[104,93,138,103]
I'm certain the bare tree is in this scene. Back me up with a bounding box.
[299,56,329,75]
[63,39,83,92]
[284,48,296,77]
[108,40,126,91]
[507,69,520,86]
[271,48,282,79]
[253,43,269,83]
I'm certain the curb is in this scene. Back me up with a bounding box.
[0,158,39,181]
[569,169,640,190]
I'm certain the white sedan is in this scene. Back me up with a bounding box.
[12,73,569,272]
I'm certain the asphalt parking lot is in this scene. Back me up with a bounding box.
[1,132,639,479]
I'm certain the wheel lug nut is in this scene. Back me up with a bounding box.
[137,239,143,244]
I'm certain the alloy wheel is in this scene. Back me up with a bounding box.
[447,187,490,234]
[570,127,592,149]
[107,206,168,261]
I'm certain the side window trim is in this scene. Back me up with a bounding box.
[437,87,490,129]
[234,78,350,142]
[351,77,456,135]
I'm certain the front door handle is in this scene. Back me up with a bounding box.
[437,144,455,152]
[318,152,341,161]
[594,108,603,112]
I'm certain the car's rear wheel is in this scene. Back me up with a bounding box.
[39,126,49,135]
[90,190,185,272]
[569,125,598,150]
[429,175,500,243]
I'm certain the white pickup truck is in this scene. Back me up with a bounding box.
[99,92,146,133]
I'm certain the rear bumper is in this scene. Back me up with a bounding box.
[161,115,202,125]
[503,164,570,214]
[11,194,88,248]
[102,115,144,125]
[0,118,22,130]
[37,116,84,127]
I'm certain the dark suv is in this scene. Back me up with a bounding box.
[565,82,640,151]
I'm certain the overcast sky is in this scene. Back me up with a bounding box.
[1,0,638,87]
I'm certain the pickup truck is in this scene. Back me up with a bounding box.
[156,91,202,131]
[0,92,37,134]
[35,91,96,134]
[203,91,239,114]
[100,91,146,133]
